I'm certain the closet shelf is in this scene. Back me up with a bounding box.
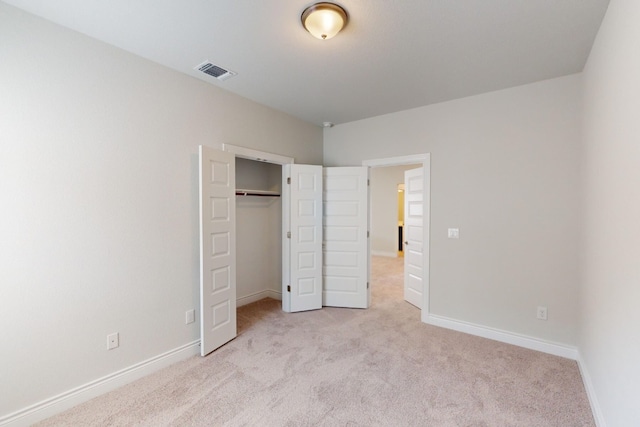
[235,189,281,197]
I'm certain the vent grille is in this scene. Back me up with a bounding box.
[194,61,237,81]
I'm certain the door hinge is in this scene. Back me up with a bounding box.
[367,231,370,238]
[287,231,291,238]
[367,282,370,289]
[287,285,291,292]
[287,177,291,184]
[367,179,370,186]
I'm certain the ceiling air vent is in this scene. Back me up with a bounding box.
[194,61,237,81]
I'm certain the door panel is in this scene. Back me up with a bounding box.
[404,167,423,308]
[323,167,369,308]
[283,164,323,312]
[199,146,237,356]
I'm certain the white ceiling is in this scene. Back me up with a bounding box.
[4,0,610,126]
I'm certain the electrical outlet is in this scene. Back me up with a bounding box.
[448,228,459,239]
[537,306,548,321]
[107,332,119,350]
[186,309,195,324]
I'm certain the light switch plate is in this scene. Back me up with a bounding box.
[448,228,459,239]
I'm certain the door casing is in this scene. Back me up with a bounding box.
[362,154,431,322]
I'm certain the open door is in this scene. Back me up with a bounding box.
[199,146,237,356]
[404,167,424,308]
[282,165,369,312]
[323,167,369,308]
[282,164,323,313]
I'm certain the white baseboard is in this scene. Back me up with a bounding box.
[371,250,398,258]
[236,289,282,307]
[2,309,595,427]
[0,341,200,427]
[426,314,579,360]
[426,315,607,424]
[577,352,606,427]
[267,290,282,301]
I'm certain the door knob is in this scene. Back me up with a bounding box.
[404,241,409,245]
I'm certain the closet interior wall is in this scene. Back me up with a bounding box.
[235,158,283,306]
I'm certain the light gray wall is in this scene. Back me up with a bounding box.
[324,74,582,347]
[580,0,640,425]
[370,165,420,256]
[0,3,321,418]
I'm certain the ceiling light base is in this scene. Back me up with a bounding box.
[301,2,348,40]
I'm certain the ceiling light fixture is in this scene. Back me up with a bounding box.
[301,2,348,40]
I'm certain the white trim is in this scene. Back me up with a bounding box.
[426,314,579,360]
[222,143,294,165]
[371,250,398,258]
[0,341,200,427]
[237,289,282,307]
[363,153,431,321]
[577,352,606,427]
[282,164,292,312]
[363,153,428,167]
[266,290,282,301]
[212,143,290,311]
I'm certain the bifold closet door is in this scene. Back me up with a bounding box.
[283,165,370,312]
[282,164,323,313]
[199,146,237,356]
[323,167,369,309]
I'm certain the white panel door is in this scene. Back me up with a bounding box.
[199,146,237,356]
[283,164,323,312]
[404,167,423,308]
[323,167,369,308]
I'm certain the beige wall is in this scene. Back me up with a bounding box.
[0,3,321,419]
[580,0,640,425]
[6,1,640,425]
[325,74,582,346]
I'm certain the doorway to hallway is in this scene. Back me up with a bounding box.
[363,154,431,319]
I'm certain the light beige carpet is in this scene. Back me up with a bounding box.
[36,256,594,426]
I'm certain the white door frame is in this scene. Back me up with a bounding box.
[222,143,294,165]
[218,144,294,311]
[362,154,431,321]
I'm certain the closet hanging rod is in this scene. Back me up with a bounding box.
[235,189,280,197]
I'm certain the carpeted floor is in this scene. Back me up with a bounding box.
[36,256,594,426]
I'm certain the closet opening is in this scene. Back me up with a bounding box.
[234,158,283,307]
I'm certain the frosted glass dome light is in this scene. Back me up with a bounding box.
[301,3,348,40]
